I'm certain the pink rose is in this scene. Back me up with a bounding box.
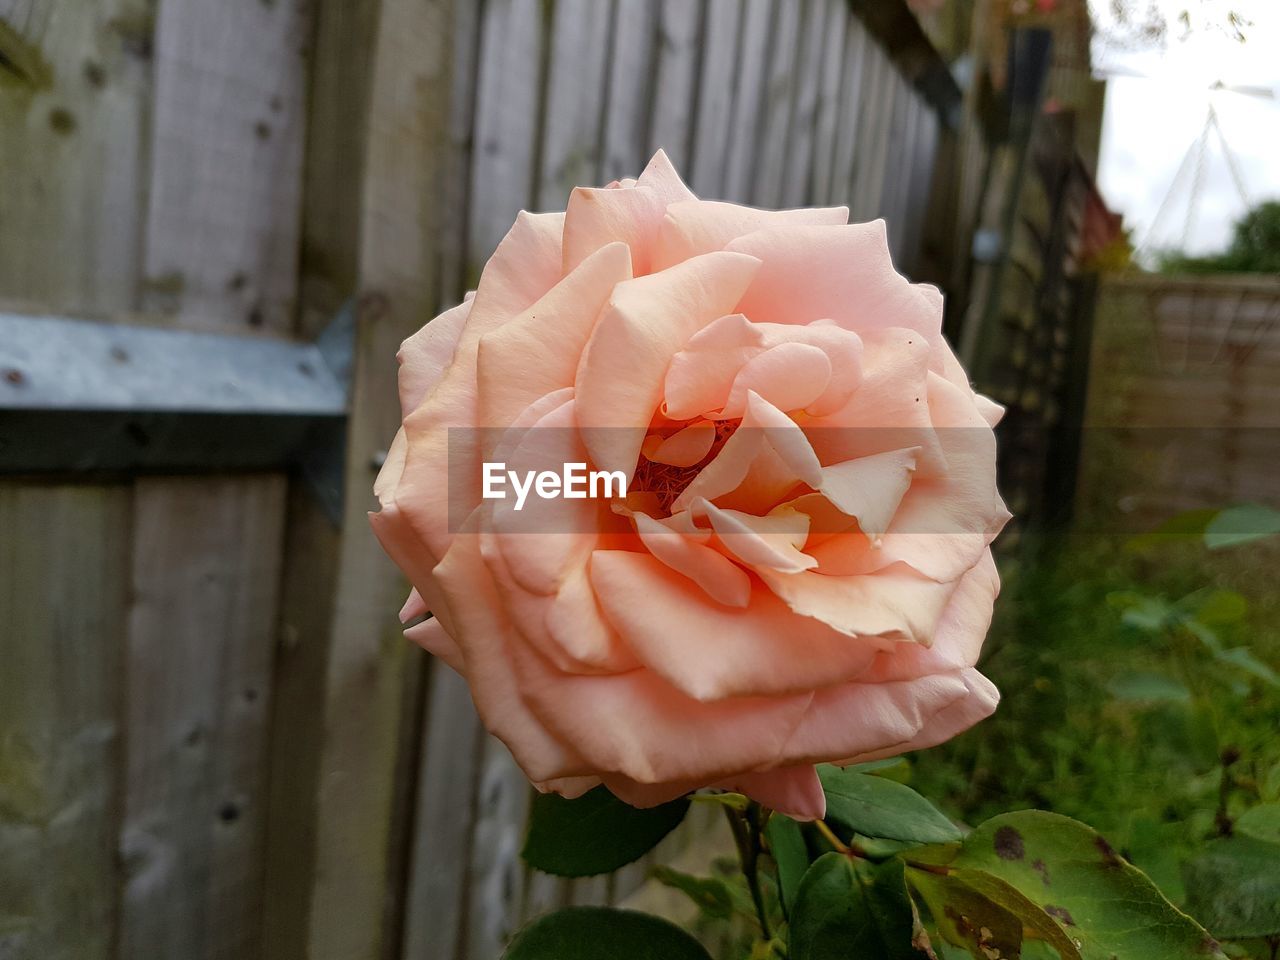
[371,152,1009,820]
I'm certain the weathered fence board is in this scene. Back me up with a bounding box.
[0,0,149,315]
[141,0,309,330]
[688,0,742,197]
[600,0,660,185]
[119,476,285,960]
[648,0,705,173]
[810,0,848,206]
[538,0,613,208]
[0,484,129,960]
[751,0,801,208]
[721,0,775,204]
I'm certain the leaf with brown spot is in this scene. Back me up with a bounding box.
[907,812,1227,960]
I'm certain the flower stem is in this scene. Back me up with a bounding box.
[814,819,851,855]
[724,802,773,942]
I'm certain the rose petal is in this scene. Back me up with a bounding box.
[477,241,632,430]
[562,149,696,275]
[755,560,959,643]
[654,199,848,271]
[398,296,473,417]
[575,251,761,477]
[589,550,879,701]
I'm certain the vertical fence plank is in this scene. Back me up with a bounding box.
[470,0,546,267]
[0,0,150,315]
[600,0,660,184]
[751,0,800,207]
[779,0,826,207]
[688,0,741,198]
[119,475,285,960]
[0,485,129,960]
[291,0,460,956]
[809,0,847,206]
[537,0,613,206]
[721,0,774,204]
[849,42,893,221]
[401,667,484,959]
[647,0,704,172]
[882,80,917,260]
[141,0,309,331]
[828,15,869,207]
[466,743,535,960]
[902,103,941,273]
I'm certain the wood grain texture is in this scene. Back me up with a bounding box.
[401,666,483,960]
[470,0,546,268]
[0,484,129,960]
[849,43,894,221]
[648,0,704,172]
[720,0,774,204]
[808,0,847,206]
[142,0,310,331]
[0,0,150,315]
[751,0,800,208]
[779,0,826,207]
[829,16,869,207]
[289,0,462,957]
[688,0,741,198]
[118,475,285,960]
[600,0,660,184]
[537,0,613,206]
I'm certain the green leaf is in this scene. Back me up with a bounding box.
[651,866,735,921]
[908,811,1226,960]
[504,907,712,960]
[1182,835,1280,939]
[908,866,1027,959]
[1205,504,1280,549]
[764,814,809,918]
[1124,509,1219,553]
[1106,670,1192,705]
[926,867,1084,959]
[1236,803,1280,844]
[521,787,688,877]
[790,854,928,960]
[819,765,962,844]
[1212,646,1280,688]
[1189,589,1248,625]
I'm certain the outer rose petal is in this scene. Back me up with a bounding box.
[653,199,848,272]
[397,295,472,417]
[477,241,631,430]
[562,149,696,275]
[728,221,939,340]
[403,617,465,673]
[433,510,592,783]
[590,550,880,700]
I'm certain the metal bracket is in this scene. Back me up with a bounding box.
[0,306,357,523]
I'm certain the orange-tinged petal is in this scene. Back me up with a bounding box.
[589,551,879,701]
[575,251,761,477]
[477,241,632,429]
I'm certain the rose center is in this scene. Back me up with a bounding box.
[630,419,740,515]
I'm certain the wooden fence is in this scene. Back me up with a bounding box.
[0,1,956,958]
[1076,274,1280,530]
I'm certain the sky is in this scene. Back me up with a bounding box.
[1095,0,1280,259]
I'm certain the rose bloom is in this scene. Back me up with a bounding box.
[371,152,1009,819]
